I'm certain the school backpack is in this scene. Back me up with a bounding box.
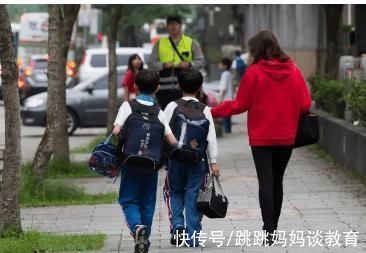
[235,57,246,78]
[89,134,119,178]
[169,99,210,164]
[119,99,165,174]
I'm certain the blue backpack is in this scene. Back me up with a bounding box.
[169,99,210,164]
[236,57,246,78]
[119,99,165,174]
[89,134,119,178]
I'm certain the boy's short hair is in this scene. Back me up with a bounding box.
[135,70,160,94]
[178,68,203,94]
[221,57,232,70]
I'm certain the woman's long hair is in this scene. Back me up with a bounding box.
[248,31,289,64]
[127,54,144,73]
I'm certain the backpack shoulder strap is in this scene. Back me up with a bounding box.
[128,99,141,113]
[129,99,160,117]
[196,101,207,112]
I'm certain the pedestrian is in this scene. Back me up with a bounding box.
[163,68,220,247]
[112,70,177,253]
[149,15,205,109]
[211,31,311,245]
[232,50,247,80]
[218,57,233,133]
[122,54,143,101]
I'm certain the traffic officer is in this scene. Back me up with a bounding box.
[149,15,205,109]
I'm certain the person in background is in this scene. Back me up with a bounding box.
[211,31,311,245]
[218,57,233,134]
[232,50,247,81]
[149,15,205,109]
[123,54,143,101]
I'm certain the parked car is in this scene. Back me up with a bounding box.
[21,67,126,135]
[78,47,151,82]
[18,55,77,102]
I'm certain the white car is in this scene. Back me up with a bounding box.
[79,47,151,82]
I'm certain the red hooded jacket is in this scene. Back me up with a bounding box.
[211,59,311,146]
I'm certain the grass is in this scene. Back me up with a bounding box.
[71,135,106,153]
[20,164,118,208]
[307,144,366,186]
[47,159,97,178]
[0,231,106,253]
[307,144,333,162]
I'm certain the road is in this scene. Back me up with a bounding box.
[0,100,105,162]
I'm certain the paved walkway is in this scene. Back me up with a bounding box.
[21,115,366,252]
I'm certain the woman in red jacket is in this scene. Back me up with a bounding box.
[122,54,143,101]
[211,31,311,243]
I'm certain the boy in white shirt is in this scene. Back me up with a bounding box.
[163,68,220,247]
[112,70,176,253]
[218,57,234,133]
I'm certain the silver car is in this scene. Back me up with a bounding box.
[21,67,126,135]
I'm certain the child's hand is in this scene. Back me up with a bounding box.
[112,125,121,136]
[210,163,220,177]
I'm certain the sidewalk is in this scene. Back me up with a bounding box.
[21,114,366,252]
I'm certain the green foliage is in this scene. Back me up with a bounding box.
[7,5,48,23]
[119,5,195,28]
[346,79,366,126]
[97,5,200,35]
[308,74,346,118]
[72,134,108,154]
[0,231,105,253]
[20,164,117,207]
[47,159,97,178]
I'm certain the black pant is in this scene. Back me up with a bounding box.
[251,146,293,233]
[156,89,182,110]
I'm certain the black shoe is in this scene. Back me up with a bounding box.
[134,225,148,253]
[170,227,185,247]
[261,232,275,246]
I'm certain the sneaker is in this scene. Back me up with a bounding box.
[170,227,185,247]
[134,225,148,253]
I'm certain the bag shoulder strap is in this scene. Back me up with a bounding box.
[175,98,206,112]
[169,37,184,62]
[129,99,160,117]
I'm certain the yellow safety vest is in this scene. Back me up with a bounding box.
[158,35,193,65]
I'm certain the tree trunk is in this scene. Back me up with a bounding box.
[324,5,344,79]
[106,7,122,133]
[0,4,22,236]
[53,4,80,161]
[32,5,79,179]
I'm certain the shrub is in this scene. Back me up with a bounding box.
[308,75,346,118]
[346,79,366,127]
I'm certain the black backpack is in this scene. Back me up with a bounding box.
[119,99,165,174]
[169,99,210,164]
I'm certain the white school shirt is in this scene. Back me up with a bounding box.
[219,70,233,100]
[164,97,218,164]
[114,99,172,136]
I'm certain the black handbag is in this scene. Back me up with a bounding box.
[197,175,228,219]
[294,114,319,148]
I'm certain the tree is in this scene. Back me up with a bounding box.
[53,5,80,161]
[324,5,344,78]
[106,6,122,133]
[32,5,80,181]
[0,4,22,236]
